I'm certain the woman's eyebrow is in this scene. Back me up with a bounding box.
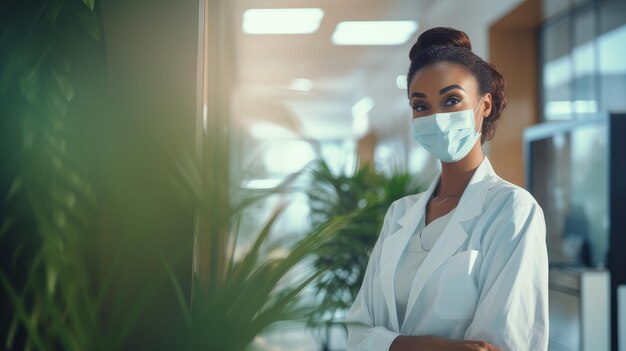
[439,84,466,95]
[410,84,466,99]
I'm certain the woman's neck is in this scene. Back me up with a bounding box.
[437,143,484,197]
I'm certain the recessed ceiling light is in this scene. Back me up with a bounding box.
[249,122,297,139]
[288,78,313,92]
[243,8,325,34]
[351,97,374,118]
[332,21,418,45]
[352,97,374,137]
[396,75,407,89]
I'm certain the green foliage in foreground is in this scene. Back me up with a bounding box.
[0,0,121,350]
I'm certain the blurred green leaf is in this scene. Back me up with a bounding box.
[0,271,49,351]
[47,0,65,25]
[81,0,95,11]
[5,177,22,202]
[72,4,100,40]
[52,70,75,102]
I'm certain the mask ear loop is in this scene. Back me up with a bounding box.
[473,95,486,133]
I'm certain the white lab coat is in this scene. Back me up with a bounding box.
[346,157,549,351]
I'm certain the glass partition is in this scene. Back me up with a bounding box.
[540,0,626,121]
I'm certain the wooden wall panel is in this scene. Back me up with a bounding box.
[488,0,541,186]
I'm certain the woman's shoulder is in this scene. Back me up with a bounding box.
[485,175,542,213]
[381,191,428,225]
[479,176,547,247]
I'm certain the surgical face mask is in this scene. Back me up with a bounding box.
[411,96,484,163]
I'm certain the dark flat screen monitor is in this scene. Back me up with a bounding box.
[524,115,609,268]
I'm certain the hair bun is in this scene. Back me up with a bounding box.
[409,27,472,61]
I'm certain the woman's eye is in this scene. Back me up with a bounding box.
[412,104,427,112]
[444,96,461,106]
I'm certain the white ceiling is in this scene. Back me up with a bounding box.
[231,0,524,141]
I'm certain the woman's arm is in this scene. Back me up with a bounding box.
[463,197,549,350]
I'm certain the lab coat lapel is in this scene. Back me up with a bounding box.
[379,175,440,332]
[401,157,495,330]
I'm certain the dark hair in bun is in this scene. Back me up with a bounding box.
[407,27,506,143]
[408,27,471,60]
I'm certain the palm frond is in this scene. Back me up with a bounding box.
[181,206,359,351]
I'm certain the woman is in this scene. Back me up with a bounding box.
[346,27,549,351]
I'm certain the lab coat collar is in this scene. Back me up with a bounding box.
[379,157,496,332]
[397,156,495,228]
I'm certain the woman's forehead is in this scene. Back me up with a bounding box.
[409,62,478,95]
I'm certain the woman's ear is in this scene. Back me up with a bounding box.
[482,93,493,117]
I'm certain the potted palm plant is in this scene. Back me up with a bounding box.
[167,133,362,351]
[306,159,426,350]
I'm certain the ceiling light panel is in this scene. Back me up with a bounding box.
[396,75,408,89]
[243,8,325,34]
[288,78,313,92]
[332,21,418,45]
